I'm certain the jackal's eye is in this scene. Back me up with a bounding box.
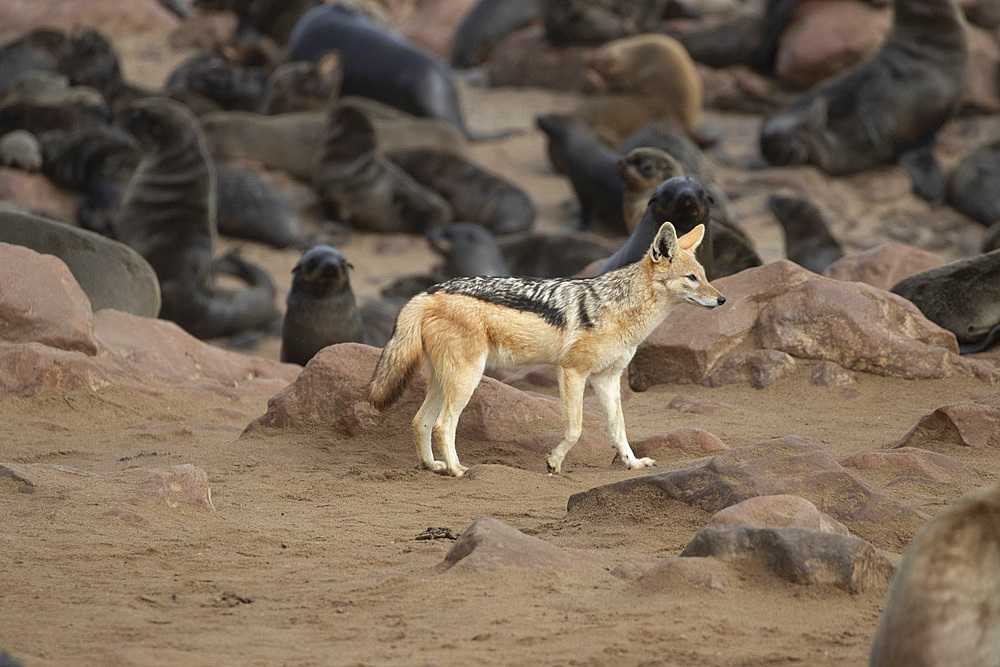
[686,273,697,281]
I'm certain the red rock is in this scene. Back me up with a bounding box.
[666,394,727,414]
[93,309,299,388]
[122,464,215,511]
[774,0,890,88]
[823,243,945,290]
[0,342,108,397]
[810,361,855,387]
[841,447,974,482]
[631,427,728,459]
[708,494,850,535]
[442,516,606,572]
[0,242,96,354]
[894,393,1000,449]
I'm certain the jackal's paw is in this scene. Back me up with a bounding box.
[422,460,449,473]
[546,455,563,475]
[625,457,657,470]
[447,464,468,478]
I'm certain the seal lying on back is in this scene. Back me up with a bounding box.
[115,97,280,339]
[312,103,451,233]
[281,244,365,365]
[597,176,714,277]
[869,483,1000,666]
[289,3,513,140]
[890,249,1000,354]
[759,0,967,182]
[385,148,536,235]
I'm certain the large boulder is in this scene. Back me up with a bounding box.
[0,242,96,354]
[244,343,611,469]
[629,260,997,390]
[893,393,1000,449]
[680,525,895,593]
[568,435,924,550]
[0,204,161,317]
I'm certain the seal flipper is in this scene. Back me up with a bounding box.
[898,139,946,206]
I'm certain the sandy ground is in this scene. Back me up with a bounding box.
[2,9,999,666]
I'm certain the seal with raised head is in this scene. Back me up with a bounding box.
[385,148,536,235]
[890,249,1000,354]
[596,175,714,277]
[289,3,514,140]
[115,97,280,339]
[869,483,1000,666]
[259,51,342,114]
[617,146,684,234]
[312,103,451,233]
[769,194,844,274]
[280,244,365,365]
[759,0,968,188]
[536,113,625,233]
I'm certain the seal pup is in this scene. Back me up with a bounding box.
[258,51,342,114]
[984,222,1000,253]
[0,28,68,97]
[0,71,109,136]
[281,244,365,365]
[890,249,1000,354]
[869,483,1000,666]
[289,3,516,140]
[542,0,669,46]
[426,222,511,278]
[498,230,618,278]
[596,175,714,277]
[192,0,321,45]
[0,130,42,172]
[759,0,968,189]
[164,52,270,114]
[769,194,844,274]
[115,97,280,339]
[385,148,536,235]
[312,103,451,233]
[536,113,625,233]
[947,136,1000,226]
[450,0,544,68]
[617,146,684,234]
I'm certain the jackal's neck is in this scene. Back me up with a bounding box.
[590,260,675,342]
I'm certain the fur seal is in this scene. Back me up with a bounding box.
[450,0,545,68]
[426,222,511,278]
[215,164,304,248]
[115,97,280,339]
[0,28,68,97]
[542,0,668,46]
[312,103,451,233]
[769,194,844,274]
[289,3,513,140]
[617,146,684,234]
[192,0,321,45]
[259,51,342,114]
[536,113,625,233]
[280,244,365,365]
[890,249,1000,354]
[164,52,270,114]
[759,0,967,184]
[0,202,161,317]
[0,130,42,172]
[869,483,1000,666]
[0,71,109,136]
[384,148,536,235]
[947,136,1000,227]
[596,175,714,277]
[574,33,704,143]
[984,222,1000,253]
[498,230,618,278]
[677,0,799,72]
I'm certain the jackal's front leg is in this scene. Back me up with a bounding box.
[590,371,656,471]
[546,367,586,474]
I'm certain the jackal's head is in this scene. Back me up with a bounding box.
[648,222,726,308]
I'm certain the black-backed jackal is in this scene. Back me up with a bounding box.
[368,221,726,476]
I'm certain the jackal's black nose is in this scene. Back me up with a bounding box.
[717,296,726,306]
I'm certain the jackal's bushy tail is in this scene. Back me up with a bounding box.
[368,298,424,410]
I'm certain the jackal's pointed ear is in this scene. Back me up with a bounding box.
[677,224,705,252]
[650,221,678,263]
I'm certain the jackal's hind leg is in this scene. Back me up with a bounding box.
[546,367,587,474]
[413,368,447,473]
[590,371,656,470]
[432,355,485,477]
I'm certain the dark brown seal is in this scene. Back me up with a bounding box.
[215,164,304,248]
[946,136,1000,226]
[311,103,451,233]
[426,222,511,278]
[280,244,365,366]
[617,146,684,234]
[890,249,1000,354]
[450,0,544,68]
[769,194,844,274]
[759,0,967,185]
[115,97,280,339]
[385,148,536,235]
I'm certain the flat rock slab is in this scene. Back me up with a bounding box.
[708,494,849,535]
[823,242,945,290]
[680,525,895,593]
[568,435,924,550]
[841,447,976,483]
[0,204,160,317]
